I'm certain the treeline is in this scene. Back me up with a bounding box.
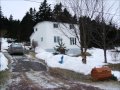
[79,16,120,48]
[0,0,120,47]
[0,0,74,41]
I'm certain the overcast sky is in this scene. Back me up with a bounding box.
[1,0,57,20]
[1,0,120,26]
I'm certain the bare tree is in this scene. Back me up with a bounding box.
[90,0,119,63]
[59,0,119,63]
[59,0,101,63]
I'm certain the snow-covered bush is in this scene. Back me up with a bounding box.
[110,74,118,81]
[54,40,68,55]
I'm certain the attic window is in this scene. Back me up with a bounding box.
[70,24,74,29]
[53,23,58,28]
[36,28,37,31]
[41,37,43,42]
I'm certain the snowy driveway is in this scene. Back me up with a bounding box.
[11,56,47,72]
[1,52,103,90]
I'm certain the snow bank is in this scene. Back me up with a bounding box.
[112,71,120,81]
[35,47,120,75]
[0,52,8,71]
[1,38,9,52]
[47,55,83,73]
[0,38,9,71]
[35,47,53,60]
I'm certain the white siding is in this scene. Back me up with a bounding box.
[30,22,48,49]
[30,21,80,54]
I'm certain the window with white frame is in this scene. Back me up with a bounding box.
[53,23,58,28]
[70,37,76,45]
[41,37,43,42]
[35,28,37,31]
[54,36,62,43]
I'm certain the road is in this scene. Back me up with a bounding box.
[3,52,102,90]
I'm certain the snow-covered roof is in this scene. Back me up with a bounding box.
[34,21,77,28]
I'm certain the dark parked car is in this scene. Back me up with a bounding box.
[8,43,24,55]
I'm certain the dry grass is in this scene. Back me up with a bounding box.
[80,52,92,56]
[74,52,91,57]
[105,63,120,71]
[29,51,36,59]
[49,68,91,82]
[49,67,120,83]
[0,70,10,84]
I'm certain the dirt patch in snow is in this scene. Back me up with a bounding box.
[26,71,70,89]
[6,72,40,90]
[105,63,120,71]
[49,68,120,90]
[49,68,91,82]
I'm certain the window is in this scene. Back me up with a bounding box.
[70,24,74,29]
[53,23,58,28]
[54,36,61,43]
[35,28,37,31]
[70,37,76,45]
[41,37,43,42]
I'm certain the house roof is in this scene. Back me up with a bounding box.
[34,20,77,28]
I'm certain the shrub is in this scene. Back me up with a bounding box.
[0,70,10,84]
[54,40,68,54]
[32,40,38,51]
[110,74,117,81]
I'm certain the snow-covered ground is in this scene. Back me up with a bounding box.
[1,38,9,52]
[35,47,120,81]
[0,52,8,71]
[0,38,9,71]
[0,38,120,80]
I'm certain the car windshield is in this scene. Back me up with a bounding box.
[12,44,22,48]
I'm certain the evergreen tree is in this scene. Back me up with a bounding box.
[0,6,3,19]
[60,8,72,23]
[53,5,72,23]
[63,8,72,19]
[72,14,77,23]
[6,15,20,40]
[33,8,37,21]
[53,3,62,21]
[9,14,13,21]
[0,6,4,30]
[20,12,35,41]
[35,0,52,23]
[0,7,8,35]
[29,8,36,22]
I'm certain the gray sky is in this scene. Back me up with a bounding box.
[1,0,56,20]
[1,0,120,26]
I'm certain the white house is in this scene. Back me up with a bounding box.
[30,21,80,55]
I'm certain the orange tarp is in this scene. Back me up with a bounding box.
[91,66,112,80]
